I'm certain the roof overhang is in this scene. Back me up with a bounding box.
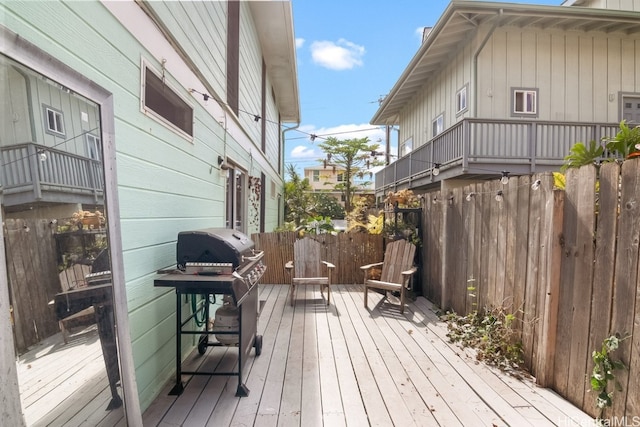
[250,1,300,123]
[370,1,640,126]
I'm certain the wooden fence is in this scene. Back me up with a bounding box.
[252,231,384,286]
[4,219,61,353]
[421,160,640,419]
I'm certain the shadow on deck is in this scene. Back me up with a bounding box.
[143,284,595,427]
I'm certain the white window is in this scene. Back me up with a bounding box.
[45,106,65,136]
[142,63,193,137]
[337,172,345,182]
[456,85,468,114]
[400,137,413,157]
[86,134,101,160]
[512,88,538,116]
[226,164,246,232]
[432,114,444,137]
[313,170,320,182]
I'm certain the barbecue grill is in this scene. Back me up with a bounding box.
[154,228,266,397]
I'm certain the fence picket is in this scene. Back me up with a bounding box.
[419,160,639,418]
[608,160,640,419]
[583,162,618,417]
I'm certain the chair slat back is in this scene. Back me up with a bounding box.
[294,238,325,277]
[380,240,416,283]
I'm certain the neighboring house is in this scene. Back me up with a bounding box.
[0,0,298,424]
[1,59,104,218]
[370,0,640,201]
[304,164,375,209]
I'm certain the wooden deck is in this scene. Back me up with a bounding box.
[143,284,596,427]
[16,325,125,427]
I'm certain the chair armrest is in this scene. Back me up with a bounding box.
[322,261,335,269]
[401,266,418,276]
[360,261,383,271]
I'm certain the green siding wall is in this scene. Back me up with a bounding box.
[2,0,286,412]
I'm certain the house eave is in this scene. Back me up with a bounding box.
[370,0,640,126]
[249,1,300,123]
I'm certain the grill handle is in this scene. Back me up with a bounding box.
[242,250,264,263]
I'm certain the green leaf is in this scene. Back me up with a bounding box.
[562,140,604,171]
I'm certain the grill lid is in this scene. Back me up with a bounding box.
[176,228,255,269]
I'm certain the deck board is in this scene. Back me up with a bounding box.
[22,284,596,426]
[16,325,126,427]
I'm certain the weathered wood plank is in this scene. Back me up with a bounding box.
[333,289,394,426]
[554,167,580,394]
[535,187,564,387]
[140,284,596,426]
[325,287,368,427]
[566,165,597,408]
[609,159,640,419]
[300,285,323,427]
[523,177,543,371]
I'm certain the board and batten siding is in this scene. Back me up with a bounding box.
[573,0,640,11]
[398,21,640,154]
[398,40,473,151]
[477,26,639,122]
[1,62,101,157]
[2,0,287,413]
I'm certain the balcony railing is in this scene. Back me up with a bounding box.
[375,118,619,196]
[1,142,104,208]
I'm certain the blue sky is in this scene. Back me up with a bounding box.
[285,0,563,173]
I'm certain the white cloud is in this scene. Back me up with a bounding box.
[296,38,305,49]
[310,39,365,70]
[290,145,318,159]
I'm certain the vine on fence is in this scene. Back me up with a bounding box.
[590,333,628,417]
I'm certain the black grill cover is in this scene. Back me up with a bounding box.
[176,228,254,268]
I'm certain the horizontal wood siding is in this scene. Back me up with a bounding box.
[144,1,227,104]
[2,0,288,413]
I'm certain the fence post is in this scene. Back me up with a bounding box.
[0,216,27,426]
[535,188,564,387]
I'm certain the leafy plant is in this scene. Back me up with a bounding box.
[347,213,383,234]
[603,120,640,159]
[561,140,604,171]
[316,136,384,213]
[562,120,640,172]
[590,333,628,414]
[443,307,525,375]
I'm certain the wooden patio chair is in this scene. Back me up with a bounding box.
[360,239,417,314]
[55,264,94,343]
[284,238,335,306]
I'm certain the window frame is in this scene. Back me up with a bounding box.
[432,113,444,137]
[140,60,194,140]
[511,88,538,117]
[225,161,247,233]
[86,133,101,160]
[43,105,65,137]
[456,84,468,115]
[312,170,320,182]
[399,136,413,157]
